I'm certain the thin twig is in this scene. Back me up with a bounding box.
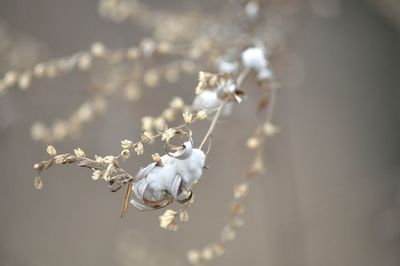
[198,101,225,150]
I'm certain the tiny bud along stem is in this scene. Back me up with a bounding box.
[199,102,225,150]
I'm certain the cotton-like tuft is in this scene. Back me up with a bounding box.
[241,47,268,70]
[130,141,206,210]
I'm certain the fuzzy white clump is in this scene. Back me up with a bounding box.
[218,60,238,74]
[245,1,260,19]
[131,141,206,211]
[192,90,220,112]
[192,90,233,116]
[241,47,273,81]
[241,47,268,70]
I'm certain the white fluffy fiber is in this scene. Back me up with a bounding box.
[241,47,268,70]
[241,46,273,81]
[191,90,233,116]
[130,141,206,211]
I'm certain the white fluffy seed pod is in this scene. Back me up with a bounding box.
[218,60,238,74]
[130,141,206,211]
[191,90,233,116]
[241,47,268,70]
[192,90,220,112]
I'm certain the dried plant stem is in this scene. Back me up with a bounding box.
[198,101,226,150]
[236,67,250,88]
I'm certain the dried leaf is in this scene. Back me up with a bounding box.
[120,180,133,218]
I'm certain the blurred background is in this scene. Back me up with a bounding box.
[0,0,399,265]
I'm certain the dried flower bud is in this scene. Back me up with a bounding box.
[78,53,92,70]
[144,69,160,88]
[46,145,57,157]
[202,247,214,261]
[141,132,152,143]
[157,41,172,54]
[126,47,140,60]
[134,143,144,155]
[90,42,106,57]
[230,202,245,215]
[123,84,141,101]
[151,153,161,163]
[196,110,207,120]
[74,147,85,157]
[179,210,189,222]
[34,176,43,190]
[162,128,176,142]
[182,112,193,124]
[246,137,260,149]
[103,156,115,164]
[212,243,225,256]
[33,63,46,78]
[263,122,280,136]
[187,250,201,264]
[121,149,130,159]
[169,97,184,109]
[162,108,176,122]
[159,209,178,231]
[153,117,166,131]
[231,217,245,228]
[103,163,115,182]
[4,71,17,86]
[141,116,154,131]
[221,225,236,242]
[234,183,249,199]
[196,71,213,94]
[91,170,102,181]
[45,64,58,78]
[95,155,103,164]
[18,72,32,90]
[121,139,133,149]
[78,102,92,122]
[31,122,48,141]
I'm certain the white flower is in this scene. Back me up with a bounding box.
[241,47,268,70]
[130,140,206,211]
[218,60,238,74]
